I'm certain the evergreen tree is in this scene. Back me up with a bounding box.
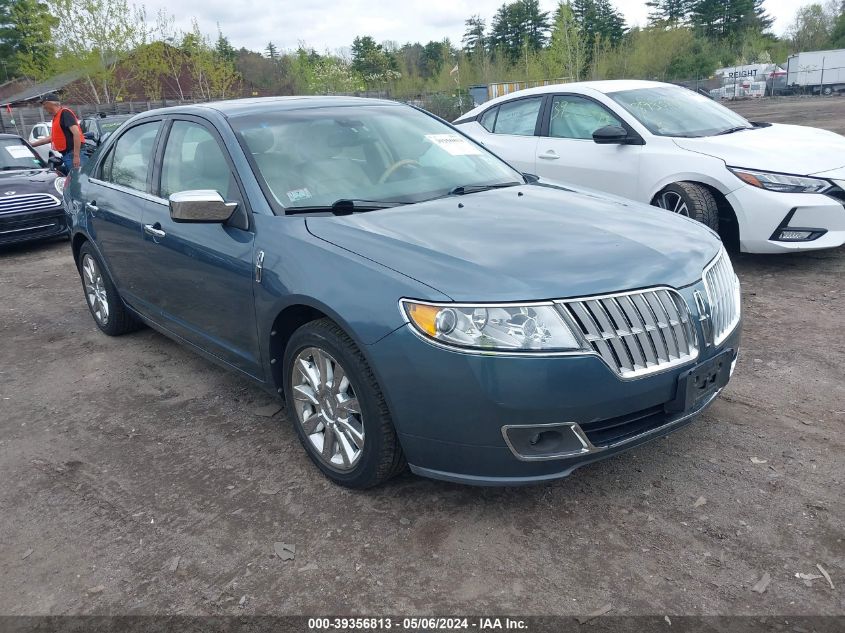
[462,15,487,57]
[265,42,278,60]
[490,0,551,64]
[571,0,626,51]
[215,26,236,63]
[646,0,695,24]
[690,0,772,40]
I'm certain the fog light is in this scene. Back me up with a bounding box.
[778,230,813,241]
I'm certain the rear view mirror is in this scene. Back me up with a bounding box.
[169,190,237,223]
[592,125,630,145]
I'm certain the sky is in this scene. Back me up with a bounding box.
[146,0,806,54]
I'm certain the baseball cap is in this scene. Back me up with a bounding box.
[39,92,61,103]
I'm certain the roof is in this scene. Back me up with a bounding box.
[0,68,89,106]
[460,79,672,118]
[195,95,402,117]
[0,133,24,140]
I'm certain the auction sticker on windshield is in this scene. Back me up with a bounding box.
[5,145,33,159]
[425,134,482,156]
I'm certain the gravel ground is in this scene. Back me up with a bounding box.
[0,97,843,619]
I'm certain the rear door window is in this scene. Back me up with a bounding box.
[491,97,543,136]
[100,121,161,192]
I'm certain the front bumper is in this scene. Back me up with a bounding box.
[368,292,741,486]
[727,185,845,253]
[0,206,68,245]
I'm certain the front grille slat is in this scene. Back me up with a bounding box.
[562,287,699,379]
[0,193,60,215]
[703,249,741,346]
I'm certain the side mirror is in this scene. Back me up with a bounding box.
[169,190,237,223]
[47,155,63,169]
[522,173,540,183]
[592,125,631,145]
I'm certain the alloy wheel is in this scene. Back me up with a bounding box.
[82,254,109,325]
[291,347,364,471]
[657,191,690,217]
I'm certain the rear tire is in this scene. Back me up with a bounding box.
[653,182,720,232]
[77,242,142,336]
[283,318,405,488]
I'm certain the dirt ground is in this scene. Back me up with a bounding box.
[0,98,843,619]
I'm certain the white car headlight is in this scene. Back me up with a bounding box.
[401,300,585,353]
[54,177,66,194]
[728,167,832,194]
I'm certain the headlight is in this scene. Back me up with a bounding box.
[54,177,66,194]
[401,300,585,353]
[728,167,832,194]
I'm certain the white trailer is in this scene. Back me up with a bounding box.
[786,49,845,95]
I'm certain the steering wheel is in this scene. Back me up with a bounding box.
[378,159,422,184]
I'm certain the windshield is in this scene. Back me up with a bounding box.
[609,87,752,137]
[100,118,129,134]
[0,138,45,170]
[231,104,523,211]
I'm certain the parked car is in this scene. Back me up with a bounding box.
[80,113,132,147]
[454,80,845,254]
[27,121,52,160]
[64,97,740,488]
[0,134,67,246]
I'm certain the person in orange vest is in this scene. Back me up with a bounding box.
[29,92,85,173]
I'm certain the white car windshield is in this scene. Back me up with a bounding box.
[232,104,523,211]
[610,87,753,138]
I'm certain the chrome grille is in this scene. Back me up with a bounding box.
[703,249,741,345]
[560,288,698,379]
[0,193,61,215]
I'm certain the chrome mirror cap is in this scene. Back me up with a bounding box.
[168,190,237,223]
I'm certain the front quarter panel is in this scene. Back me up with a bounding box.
[252,214,451,381]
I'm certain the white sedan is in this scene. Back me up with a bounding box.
[454,80,845,253]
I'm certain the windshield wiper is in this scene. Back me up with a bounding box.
[286,198,407,216]
[447,181,522,196]
[715,126,753,136]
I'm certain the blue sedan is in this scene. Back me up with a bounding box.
[64,97,741,487]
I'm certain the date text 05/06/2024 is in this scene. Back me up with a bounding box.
[307,617,528,630]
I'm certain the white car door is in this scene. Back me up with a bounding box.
[470,96,543,175]
[535,94,642,199]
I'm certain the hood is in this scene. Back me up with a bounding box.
[0,168,60,196]
[673,123,845,176]
[305,184,721,301]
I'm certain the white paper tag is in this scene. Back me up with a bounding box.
[286,187,312,203]
[425,134,482,156]
[5,145,33,159]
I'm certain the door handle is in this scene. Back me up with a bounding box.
[538,151,560,160]
[85,201,98,213]
[144,223,166,239]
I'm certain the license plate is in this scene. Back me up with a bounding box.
[665,350,733,413]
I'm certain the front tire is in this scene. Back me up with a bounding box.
[77,243,142,336]
[283,318,405,488]
[653,182,720,232]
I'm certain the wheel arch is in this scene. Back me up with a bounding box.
[649,178,740,251]
[265,299,390,400]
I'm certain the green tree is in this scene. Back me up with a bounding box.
[215,26,236,64]
[646,0,695,24]
[571,0,626,51]
[351,35,399,86]
[9,0,57,79]
[690,0,772,40]
[265,42,278,60]
[52,0,148,103]
[490,0,551,64]
[462,15,487,58]
[544,1,587,80]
